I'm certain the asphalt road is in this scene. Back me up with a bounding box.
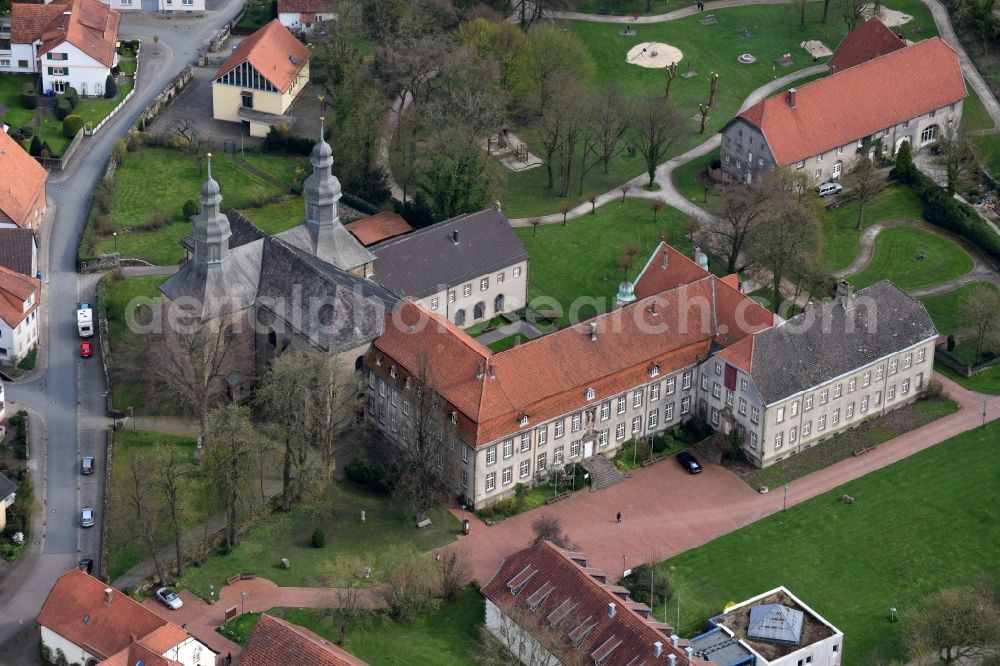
[0,1,243,656]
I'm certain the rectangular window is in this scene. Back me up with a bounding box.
[665,403,674,421]
[727,390,735,407]
[463,284,472,297]
[521,434,531,452]
[519,460,530,478]
[367,395,375,413]
[554,420,565,438]
[832,409,840,425]
[863,370,871,387]
[890,359,898,374]
[751,407,759,424]
[741,378,748,391]
[837,145,843,156]
[633,390,643,409]
[861,395,869,412]
[802,421,811,437]
[461,469,468,488]
[571,413,582,432]
[666,377,676,394]
[805,395,813,410]
[848,378,856,393]
[462,445,469,463]
[503,439,513,459]
[917,348,926,363]
[632,416,642,434]
[617,396,627,415]
[876,366,885,380]
[485,472,495,492]
[497,272,504,284]
[888,385,896,400]
[502,466,512,485]
[448,290,456,303]
[537,453,547,471]
[402,399,410,416]
[817,153,823,163]
[820,389,828,405]
[750,432,758,449]
[616,422,626,440]
[537,426,547,446]
[846,402,855,418]
[650,383,661,401]
[701,375,709,391]
[681,396,691,414]
[480,277,489,291]
[790,401,798,417]
[598,430,609,447]
[904,353,912,369]
[776,406,785,423]
[430,297,439,310]
[711,407,720,425]
[513,266,522,278]
[774,432,783,449]
[486,446,497,465]
[648,410,659,429]
[818,414,826,431]
[570,440,580,458]
[554,446,564,465]
[601,401,610,421]
[391,389,398,407]
[378,378,386,398]
[682,371,692,389]
[712,383,721,399]
[739,397,747,415]
[796,160,805,169]
[833,383,842,399]
[902,378,910,394]
[875,390,882,405]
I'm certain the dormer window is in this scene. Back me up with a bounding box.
[519,413,529,427]
[375,355,383,367]
[389,365,397,379]
[404,377,412,390]
[585,387,595,401]
[450,411,458,425]
[649,363,660,378]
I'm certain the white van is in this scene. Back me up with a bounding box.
[817,182,843,197]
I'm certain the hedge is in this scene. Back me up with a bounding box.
[904,170,1000,263]
[63,114,84,138]
[54,97,73,121]
[20,89,37,110]
[63,87,79,109]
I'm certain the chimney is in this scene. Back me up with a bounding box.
[787,87,797,108]
[451,230,459,244]
[670,634,679,647]
[667,655,676,666]
[608,602,617,618]
[589,321,597,342]
[661,247,669,269]
[685,646,694,662]
[653,641,664,658]
[487,363,496,379]
[836,279,855,310]
[476,361,484,380]
[104,588,113,606]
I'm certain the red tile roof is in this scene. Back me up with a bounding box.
[481,541,715,666]
[0,130,47,229]
[733,37,966,166]
[31,0,121,68]
[345,211,413,247]
[716,334,755,373]
[633,243,710,298]
[0,265,39,328]
[828,18,905,73]
[99,643,182,666]
[9,3,64,43]
[215,19,310,93]
[277,0,336,14]
[241,614,368,666]
[136,624,191,654]
[37,570,172,661]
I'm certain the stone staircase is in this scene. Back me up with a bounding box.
[582,455,628,491]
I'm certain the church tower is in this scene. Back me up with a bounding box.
[303,118,342,234]
[191,153,232,268]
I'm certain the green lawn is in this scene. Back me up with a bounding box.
[175,482,460,601]
[574,0,681,13]
[0,74,39,129]
[515,199,694,325]
[919,282,1000,335]
[671,148,723,213]
[217,587,484,665]
[498,0,937,217]
[106,430,199,581]
[846,225,973,291]
[237,0,276,30]
[118,60,137,76]
[235,152,306,187]
[93,223,191,266]
[236,196,304,235]
[654,420,1000,663]
[935,360,1000,394]
[819,185,925,272]
[977,133,1000,177]
[961,79,995,132]
[486,333,528,352]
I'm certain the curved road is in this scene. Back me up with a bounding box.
[0,1,243,654]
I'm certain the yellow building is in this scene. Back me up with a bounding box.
[212,19,310,137]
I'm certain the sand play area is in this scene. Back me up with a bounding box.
[800,40,833,58]
[626,42,684,68]
[864,4,913,26]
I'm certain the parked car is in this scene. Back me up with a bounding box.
[80,507,95,528]
[79,559,94,575]
[155,587,184,610]
[80,341,93,358]
[676,451,703,474]
[816,182,843,197]
[80,456,94,475]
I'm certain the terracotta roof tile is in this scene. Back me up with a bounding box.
[345,211,412,246]
[36,569,170,661]
[0,265,39,328]
[99,643,182,666]
[241,614,368,666]
[716,334,754,373]
[734,37,966,166]
[137,624,191,654]
[0,129,47,229]
[633,242,710,299]
[10,3,64,43]
[33,0,120,69]
[215,19,310,93]
[720,274,740,290]
[828,18,905,73]
[481,542,715,665]
[277,0,336,14]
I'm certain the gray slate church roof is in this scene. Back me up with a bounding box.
[0,229,35,276]
[748,280,938,404]
[371,206,529,299]
[0,472,15,502]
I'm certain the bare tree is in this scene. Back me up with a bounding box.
[959,285,1000,364]
[844,155,884,230]
[906,583,1000,665]
[204,404,266,550]
[380,548,441,623]
[664,61,678,99]
[707,179,771,274]
[538,73,589,191]
[525,23,594,114]
[708,72,720,107]
[558,201,574,226]
[745,193,822,312]
[529,218,541,237]
[840,0,866,30]
[649,198,665,222]
[437,549,471,601]
[631,93,686,186]
[585,85,632,180]
[530,513,573,548]
[123,454,168,586]
[934,126,981,196]
[152,444,192,577]
[697,103,710,134]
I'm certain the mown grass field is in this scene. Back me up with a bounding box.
[919,281,1000,335]
[846,225,972,291]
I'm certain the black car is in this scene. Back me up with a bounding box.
[676,451,703,474]
[79,559,93,575]
[81,457,95,475]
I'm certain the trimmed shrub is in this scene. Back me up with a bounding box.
[140,213,171,230]
[262,124,312,155]
[28,136,42,157]
[947,334,956,351]
[63,87,79,109]
[105,74,117,99]
[20,87,37,110]
[908,170,1000,263]
[95,214,116,235]
[310,527,325,548]
[344,458,393,494]
[54,97,72,121]
[39,142,53,159]
[63,114,83,139]
[10,126,33,141]
[182,199,200,219]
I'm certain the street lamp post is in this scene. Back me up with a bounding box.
[622,554,628,578]
[113,231,118,254]
[240,591,246,615]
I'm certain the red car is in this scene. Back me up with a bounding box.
[80,341,93,358]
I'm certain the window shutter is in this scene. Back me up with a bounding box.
[47,67,52,75]
[47,53,52,60]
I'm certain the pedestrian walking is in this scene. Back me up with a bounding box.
[616,512,622,523]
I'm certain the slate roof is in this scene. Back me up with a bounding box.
[345,211,412,247]
[745,280,937,404]
[372,207,529,300]
[275,219,375,272]
[0,472,15,502]
[0,228,36,276]
[0,129,47,229]
[158,236,263,319]
[277,0,336,14]
[33,0,121,68]
[729,37,966,166]
[481,541,711,666]
[241,614,368,666]
[828,18,905,73]
[215,19,310,93]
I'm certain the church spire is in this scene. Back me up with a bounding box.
[191,152,232,266]
[303,115,342,231]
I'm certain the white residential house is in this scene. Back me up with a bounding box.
[277,0,337,32]
[0,265,39,366]
[0,471,14,533]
